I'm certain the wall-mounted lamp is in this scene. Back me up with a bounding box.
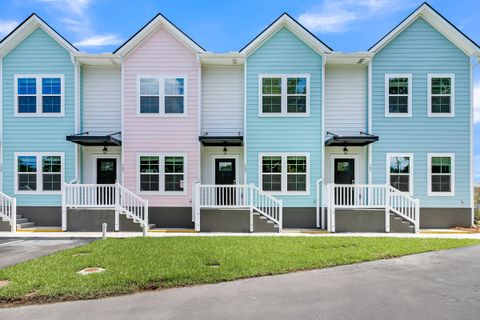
[223,146,227,155]
[102,145,108,154]
[343,146,348,154]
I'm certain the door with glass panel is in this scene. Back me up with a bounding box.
[215,159,236,206]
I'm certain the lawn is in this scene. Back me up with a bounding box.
[0,236,478,305]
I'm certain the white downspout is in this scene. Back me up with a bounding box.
[69,56,80,184]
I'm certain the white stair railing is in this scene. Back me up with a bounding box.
[0,192,16,232]
[63,183,149,231]
[116,182,149,228]
[193,183,282,232]
[326,183,420,233]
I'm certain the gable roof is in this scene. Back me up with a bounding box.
[114,13,205,56]
[240,12,333,56]
[0,13,78,56]
[369,2,480,55]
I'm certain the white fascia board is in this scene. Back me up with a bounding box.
[115,14,204,57]
[0,15,77,57]
[240,14,332,57]
[369,4,480,56]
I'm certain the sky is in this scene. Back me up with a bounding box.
[0,0,479,182]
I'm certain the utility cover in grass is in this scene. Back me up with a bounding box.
[77,267,105,275]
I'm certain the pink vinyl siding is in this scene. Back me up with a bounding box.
[123,27,199,207]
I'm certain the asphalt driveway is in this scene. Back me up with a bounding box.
[1,244,479,319]
[0,239,92,269]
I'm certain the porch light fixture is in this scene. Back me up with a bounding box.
[102,145,108,154]
[223,146,227,155]
[343,146,348,154]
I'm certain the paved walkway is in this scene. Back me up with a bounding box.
[1,245,479,319]
[0,239,92,268]
[0,230,479,239]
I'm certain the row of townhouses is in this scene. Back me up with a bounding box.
[0,3,477,233]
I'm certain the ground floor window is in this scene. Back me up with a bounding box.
[15,152,63,193]
[386,153,413,194]
[260,153,309,194]
[138,154,185,193]
[428,153,454,196]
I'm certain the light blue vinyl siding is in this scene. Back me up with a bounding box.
[2,27,75,206]
[245,27,323,207]
[371,18,471,208]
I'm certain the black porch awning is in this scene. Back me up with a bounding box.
[325,133,378,147]
[199,135,243,146]
[66,132,122,146]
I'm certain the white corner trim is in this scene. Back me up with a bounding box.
[384,73,412,117]
[427,73,455,117]
[427,153,455,197]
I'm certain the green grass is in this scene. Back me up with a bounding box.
[0,237,478,305]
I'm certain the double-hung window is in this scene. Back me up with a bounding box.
[386,154,413,194]
[259,75,309,116]
[428,74,454,116]
[428,153,454,196]
[15,153,63,193]
[385,74,411,117]
[138,154,185,193]
[138,76,185,115]
[15,75,64,116]
[260,153,309,194]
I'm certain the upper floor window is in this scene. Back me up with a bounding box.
[15,75,64,116]
[260,153,309,194]
[428,153,454,196]
[386,153,413,195]
[15,152,63,194]
[428,74,454,117]
[385,74,411,117]
[259,75,309,116]
[138,76,185,116]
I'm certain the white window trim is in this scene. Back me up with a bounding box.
[385,74,412,117]
[14,74,65,117]
[427,153,455,197]
[258,152,310,195]
[386,153,414,196]
[258,74,310,117]
[136,153,187,195]
[14,152,65,194]
[427,74,455,117]
[136,75,187,118]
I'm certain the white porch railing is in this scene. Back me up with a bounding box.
[193,183,282,232]
[0,192,16,232]
[326,183,419,233]
[62,182,148,231]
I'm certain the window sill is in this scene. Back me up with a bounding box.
[258,113,310,118]
[14,113,65,118]
[427,113,455,118]
[137,191,187,196]
[15,191,62,195]
[427,192,455,197]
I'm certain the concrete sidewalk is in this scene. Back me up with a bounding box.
[1,244,479,319]
[0,230,479,239]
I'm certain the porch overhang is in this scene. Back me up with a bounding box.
[66,132,122,146]
[199,135,243,147]
[325,133,378,147]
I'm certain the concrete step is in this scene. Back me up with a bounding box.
[16,218,28,224]
[148,223,156,230]
[17,221,35,229]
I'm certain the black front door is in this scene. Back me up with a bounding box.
[97,158,117,184]
[334,158,355,184]
[334,158,355,205]
[215,159,236,205]
[96,158,117,205]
